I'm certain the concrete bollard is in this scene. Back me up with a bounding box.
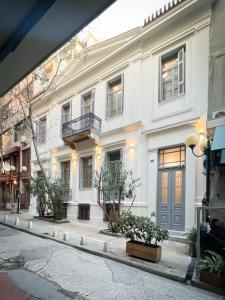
[28,221,32,229]
[103,241,109,253]
[63,232,69,241]
[4,215,8,222]
[80,235,85,246]
[52,229,58,237]
[15,217,19,226]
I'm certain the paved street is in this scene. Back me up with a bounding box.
[0,224,223,300]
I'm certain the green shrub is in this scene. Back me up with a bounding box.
[117,211,169,246]
[199,250,225,277]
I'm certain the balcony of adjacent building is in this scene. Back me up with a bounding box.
[62,113,101,149]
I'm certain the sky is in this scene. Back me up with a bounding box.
[86,0,169,40]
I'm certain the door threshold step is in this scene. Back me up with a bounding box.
[168,234,187,244]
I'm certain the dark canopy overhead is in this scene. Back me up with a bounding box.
[0,0,115,97]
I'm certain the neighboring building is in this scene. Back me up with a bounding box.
[0,93,31,210]
[30,0,212,232]
[207,0,225,219]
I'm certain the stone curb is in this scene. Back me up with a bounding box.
[0,221,186,284]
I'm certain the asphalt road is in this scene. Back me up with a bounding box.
[0,224,223,300]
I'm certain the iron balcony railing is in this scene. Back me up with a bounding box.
[62,113,101,139]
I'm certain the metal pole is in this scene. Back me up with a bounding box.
[196,206,201,276]
[205,139,211,207]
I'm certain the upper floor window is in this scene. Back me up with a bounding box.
[62,102,71,124]
[14,119,30,142]
[160,47,185,102]
[81,90,95,115]
[37,116,46,144]
[106,75,123,119]
[80,156,93,189]
[61,161,70,188]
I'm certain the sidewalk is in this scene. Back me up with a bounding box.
[0,211,191,283]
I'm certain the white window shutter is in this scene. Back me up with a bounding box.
[178,48,185,94]
[106,84,110,119]
[91,89,95,113]
[119,74,124,114]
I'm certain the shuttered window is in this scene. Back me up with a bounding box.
[160,47,185,101]
[62,102,71,124]
[81,90,95,115]
[106,75,123,119]
[61,161,70,188]
[37,116,46,144]
[80,156,93,189]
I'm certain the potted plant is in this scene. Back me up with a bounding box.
[199,250,225,288]
[118,211,169,262]
[186,227,197,257]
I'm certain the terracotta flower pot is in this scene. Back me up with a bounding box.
[126,240,162,262]
[200,270,225,289]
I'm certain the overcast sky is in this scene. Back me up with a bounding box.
[86,0,169,40]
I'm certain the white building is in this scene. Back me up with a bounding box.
[30,0,212,232]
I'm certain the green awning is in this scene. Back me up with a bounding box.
[211,125,225,150]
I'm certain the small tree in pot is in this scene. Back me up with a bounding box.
[118,211,169,262]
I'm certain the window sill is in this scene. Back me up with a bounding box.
[105,113,123,121]
[158,93,185,105]
[79,187,93,191]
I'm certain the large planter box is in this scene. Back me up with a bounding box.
[200,270,225,289]
[126,240,162,262]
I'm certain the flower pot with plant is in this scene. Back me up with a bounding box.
[199,250,225,288]
[118,211,169,262]
[186,227,197,257]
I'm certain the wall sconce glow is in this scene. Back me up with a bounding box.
[185,133,200,149]
[195,118,206,135]
[22,166,27,172]
[129,144,135,153]
[13,180,18,185]
[72,151,77,161]
[10,165,16,171]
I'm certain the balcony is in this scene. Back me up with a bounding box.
[62,113,101,148]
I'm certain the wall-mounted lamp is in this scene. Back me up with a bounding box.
[128,144,135,153]
[13,179,18,185]
[185,132,211,207]
[72,150,77,161]
[21,166,27,172]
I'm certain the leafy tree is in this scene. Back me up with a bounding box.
[94,161,141,232]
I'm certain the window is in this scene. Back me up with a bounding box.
[106,75,123,118]
[37,116,46,144]
[62,102,71,124]
[14,119,30,142]
[106,149,121,168]
[159,146,185,169]
[78,204,90,220]
[80,156,93,189]
[61,161,70,188]
[81,90,95,115]
[22,148,31,172]
[160,47,185,101]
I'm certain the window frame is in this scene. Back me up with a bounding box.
[62,102,71,125]
[81,89,95,116]
[60,160,71,189]
[106,74,124,119]
[37,116,47,145]
[79,155,93,190]
[159,46,185,103]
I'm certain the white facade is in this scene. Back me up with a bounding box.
[30,0,212,231]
